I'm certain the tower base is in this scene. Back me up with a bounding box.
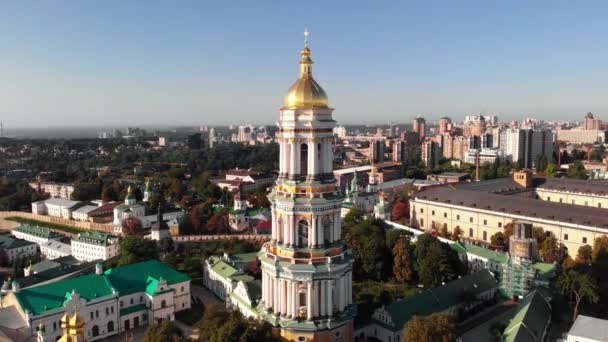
[275,320,353,342]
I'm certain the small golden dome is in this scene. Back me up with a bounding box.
[283,30,329,110]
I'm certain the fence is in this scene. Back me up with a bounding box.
[0,211,114,233]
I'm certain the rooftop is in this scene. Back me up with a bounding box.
[72,231,118,246]
[38,198,82,208]
[415,185,608,229]
[378,271,497,331]
[450,242,509,264]
[15,260,190,316]
[568,315,608,341]
[0,235,35,250]
[502,289,552,342]
[14,224,62,239]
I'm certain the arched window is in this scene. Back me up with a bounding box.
[323,217,332,244]
[92,325,99,337]
[107,321,114,332]
[297,219,309,247]
[469,228,473,237]
[300,144,308,179]
[483,231,487,241]
[161,300,167,308]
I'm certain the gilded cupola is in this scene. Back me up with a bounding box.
[283,29,329,110]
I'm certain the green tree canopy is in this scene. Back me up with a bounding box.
[404,313,456,342]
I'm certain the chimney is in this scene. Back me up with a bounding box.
[95,263,103,275]
[513,169,533,189]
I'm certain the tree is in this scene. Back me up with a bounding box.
[248,190,271,208]
[122,217,143,236]
[197,304,278,342]
[568,161,587,180]
[393,237,414,283]
[451,226,463,241]
[391,200,409,221]
[490,232,507,248]
[343,206,365,228]
[345,219,392,280]
[557,269,599,322]
[414,234,465,288]
[539,234,560,263]
[404,313,456,342]
[440,224,449,238]
[143,320,184,342]
[592,235,608,262]
[591,145,605,162]
[576,245,593,266]
[207,211,229,234]
[562,255,577,270]
[503,223,514,248]
[532,226,546,244]
[118,235,159,266]
[545,163,557,177]
[101,184,118,203]
[385,229,412,250]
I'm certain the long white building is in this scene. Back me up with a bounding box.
[0,261,191,341]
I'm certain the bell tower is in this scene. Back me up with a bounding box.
[259,29,354,342]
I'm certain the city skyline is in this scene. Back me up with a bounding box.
[2,1,608,128]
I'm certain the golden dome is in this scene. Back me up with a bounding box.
[283,30,329,110]
[69,311,85,328]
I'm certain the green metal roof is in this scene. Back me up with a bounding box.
[451,242,509,264]
[532,262,556,275]
[15,224,62,239]
[73,231,118,246]
[16,260,190,316]
[502,290,552,342]
[104,260,190,296]
[208,256,240,279]
[378,271,497,332]
[15,273,114,316]
[0,235,36,250]
[230,252,259,264]
[120,303,147,316]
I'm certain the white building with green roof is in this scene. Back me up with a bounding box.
[12,224,63,246]
[71,231,119,262]
[361,271,498,342]
[0,260,191,342]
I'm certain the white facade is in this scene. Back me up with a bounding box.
[31,198,83,219]
[71,234,119,262]
[39,240,72,260]
[72,205,98,221]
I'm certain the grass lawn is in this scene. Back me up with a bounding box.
[5,216,86,234]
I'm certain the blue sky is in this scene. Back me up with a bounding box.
[1,1,608,127]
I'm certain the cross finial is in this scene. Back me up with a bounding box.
[304,27,309,48]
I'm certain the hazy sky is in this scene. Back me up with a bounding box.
[1,1,608,128]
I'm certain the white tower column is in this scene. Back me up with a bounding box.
[307,282,313,320]
[311,215,317,248]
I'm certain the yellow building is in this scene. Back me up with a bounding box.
[410,170,608,256]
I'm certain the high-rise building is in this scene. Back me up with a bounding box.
[584,112,601,130]
[208,128,216,148]
[392,140,408,162]
[472,115,487,136]
[370,140,385,163]
[413,117,426,141]
[502,129,554,168]
[259,31,354,341]
[421,140,439,168]
[439,117,452,134]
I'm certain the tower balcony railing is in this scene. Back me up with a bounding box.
[261,243,351,265]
